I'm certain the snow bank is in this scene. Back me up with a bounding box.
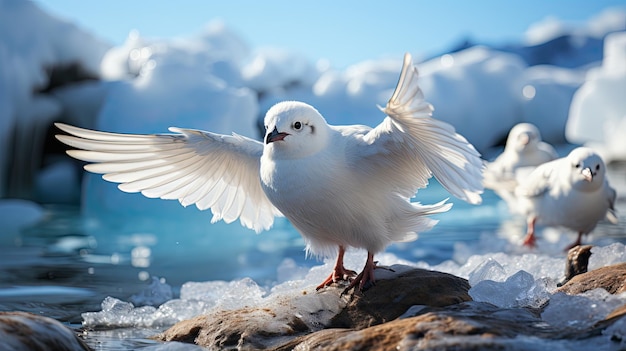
[566,31,626,162]
[0,0,110,197]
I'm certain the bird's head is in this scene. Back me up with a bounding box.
[566,147,606,191]
[507,123,541,153]
[263,101,330,159]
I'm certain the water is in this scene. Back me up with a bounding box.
[1,163,625,350]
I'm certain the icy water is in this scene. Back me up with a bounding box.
[0,163,625,350]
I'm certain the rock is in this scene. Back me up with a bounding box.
[0,311,90,351]
[556,262,626,295]
[157,286,346,349]
[157,263,626,350]
[329,266,471,329]
[559,244,593,286]
[158,307,312,349]
[277,299,626,350]
[157,266,471,349]
[275,302,553,351]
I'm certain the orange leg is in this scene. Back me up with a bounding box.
[342,251,377,294]
[316,246,357,290]
[522,216,537,247]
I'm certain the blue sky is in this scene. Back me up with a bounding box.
[36,0,625,68]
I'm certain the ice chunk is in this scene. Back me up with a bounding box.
[180,277,266,309]
[468,258,507,286]
[469,270,551,308]
[129,277,173,307]
[83,297,152,327]
[83,274,347,330]
[603,314,626,348]
[589,243,626,270]
[542,289,626,329]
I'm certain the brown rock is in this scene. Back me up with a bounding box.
[157,286,345,349]
[158,308,310,349]
[0,311,91,351]
[274,302,553,351]
[330,267,472,329]
[559,244,593,286]
[556,262,626,295]
[157,266,472,349]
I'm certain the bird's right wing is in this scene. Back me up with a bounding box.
[55,123,281,233]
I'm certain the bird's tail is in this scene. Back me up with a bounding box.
[393,198,452,242]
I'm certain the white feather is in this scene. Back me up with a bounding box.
[55,123,280,233]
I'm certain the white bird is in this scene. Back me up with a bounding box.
[483,123,558,212]
[515,147,618,249]
[55,53,484,292]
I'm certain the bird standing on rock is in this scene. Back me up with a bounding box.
[515,147,618,250]
[55,53,484,292]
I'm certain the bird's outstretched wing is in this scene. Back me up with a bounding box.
[355,53,484,204]
[55,123,281,232]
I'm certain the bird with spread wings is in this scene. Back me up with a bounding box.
[56,53,484,293]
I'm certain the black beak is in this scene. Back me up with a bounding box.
[265,126,289,144]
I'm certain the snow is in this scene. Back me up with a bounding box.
[0,0,109,197]
[1,2,626,348]
[524,8,626,45]
[566,31,626,162]
[2,0,624,210]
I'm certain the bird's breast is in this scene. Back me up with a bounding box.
[259,155,362,221]
[260,156,329,205]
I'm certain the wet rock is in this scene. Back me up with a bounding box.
[329,266,471,329]
[275,302,554,351]
[559,244,593,286]
[157,286,345,349]
[0,311,90,351]
[158,307,312,349]
[556,262,626,295]
[157,266,471,349]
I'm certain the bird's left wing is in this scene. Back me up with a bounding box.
[55,123,281,233]
[354,53,483,204]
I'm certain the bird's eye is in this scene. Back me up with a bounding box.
[293,121,303,130]
[574,163,580,168]
[595,164,600,171]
